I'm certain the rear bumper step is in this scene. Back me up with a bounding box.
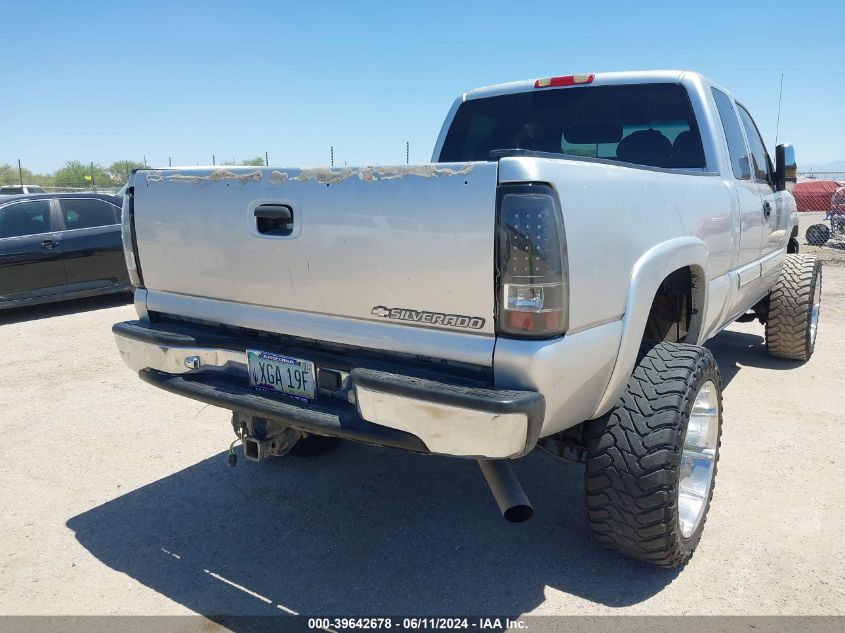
[140,368,428,453]
[114,320,544,459]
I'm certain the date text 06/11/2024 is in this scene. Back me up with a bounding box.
[306,617,528,630]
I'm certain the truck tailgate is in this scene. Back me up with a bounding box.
[132,163,498,362]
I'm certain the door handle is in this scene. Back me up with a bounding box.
[763,201,772,218]
[41,239,58,250]
[254,204,294,236]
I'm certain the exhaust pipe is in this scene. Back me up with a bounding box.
[478,459,533,523]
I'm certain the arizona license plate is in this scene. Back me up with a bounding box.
[247,350,316,401]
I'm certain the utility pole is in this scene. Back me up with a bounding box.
[330,146,334,167]
[17,159,23,186]
[406,141,409,164]
[143,155,147,167]
[90,162,95,191]
[265,151,269,167]
[168,157,172,167]
[212,154,216,166]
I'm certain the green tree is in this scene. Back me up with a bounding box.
[240,156,265,166]
[52,161,111,190]
[0,163,25,185]
[109,160,147,185]
[218,157,265,167]
[0,163,53,187]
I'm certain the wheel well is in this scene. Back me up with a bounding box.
[642,266,704,344]
[787,225,799,253]
[547,265,705,455]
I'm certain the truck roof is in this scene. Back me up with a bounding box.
[464,70,715,101]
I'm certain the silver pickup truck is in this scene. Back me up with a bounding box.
[114,70,822,568]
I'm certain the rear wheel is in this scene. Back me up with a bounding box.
[765,255,822,361]
[806,224,830,246]
[585,342,722,568]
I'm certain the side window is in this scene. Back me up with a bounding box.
[0,200,53,239]
[712,89,751,180]
[736,104,774,186]
[59,199,119,230]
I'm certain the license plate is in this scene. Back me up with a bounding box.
[247,350,316,401]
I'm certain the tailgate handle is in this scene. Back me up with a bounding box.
[254,204,294,236]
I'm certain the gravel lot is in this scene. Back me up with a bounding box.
[1,266,843,617]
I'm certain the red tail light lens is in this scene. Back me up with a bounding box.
[496,184,568,338]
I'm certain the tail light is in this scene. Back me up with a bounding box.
[121,184,144,287]
[534,74,594,89]
[495,183,568,338]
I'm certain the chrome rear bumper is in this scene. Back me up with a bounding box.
[113,320,544,459]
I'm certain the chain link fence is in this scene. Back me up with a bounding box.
[795,171,845,250]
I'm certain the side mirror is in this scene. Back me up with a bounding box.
[775,144,797,192]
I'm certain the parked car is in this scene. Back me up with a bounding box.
[112,70,819,568]
[0,193,131,309]
[0,184,47,201]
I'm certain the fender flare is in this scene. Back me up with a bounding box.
[590,237,709,418]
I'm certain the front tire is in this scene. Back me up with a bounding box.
[585,342,722,568]
[765,255,822,361]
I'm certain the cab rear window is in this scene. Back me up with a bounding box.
[439,83,705,169]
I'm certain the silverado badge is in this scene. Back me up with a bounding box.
[371,306,485,330]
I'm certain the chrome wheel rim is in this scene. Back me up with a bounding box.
[678,380,719,538]
[810,278,821,345]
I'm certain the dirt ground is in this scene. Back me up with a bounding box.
[0,266,843,617]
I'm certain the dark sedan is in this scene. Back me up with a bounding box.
[0,193,131,309]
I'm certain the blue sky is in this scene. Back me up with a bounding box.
[2,0,843,172]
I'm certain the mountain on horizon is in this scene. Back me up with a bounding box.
[801,160,845,172]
